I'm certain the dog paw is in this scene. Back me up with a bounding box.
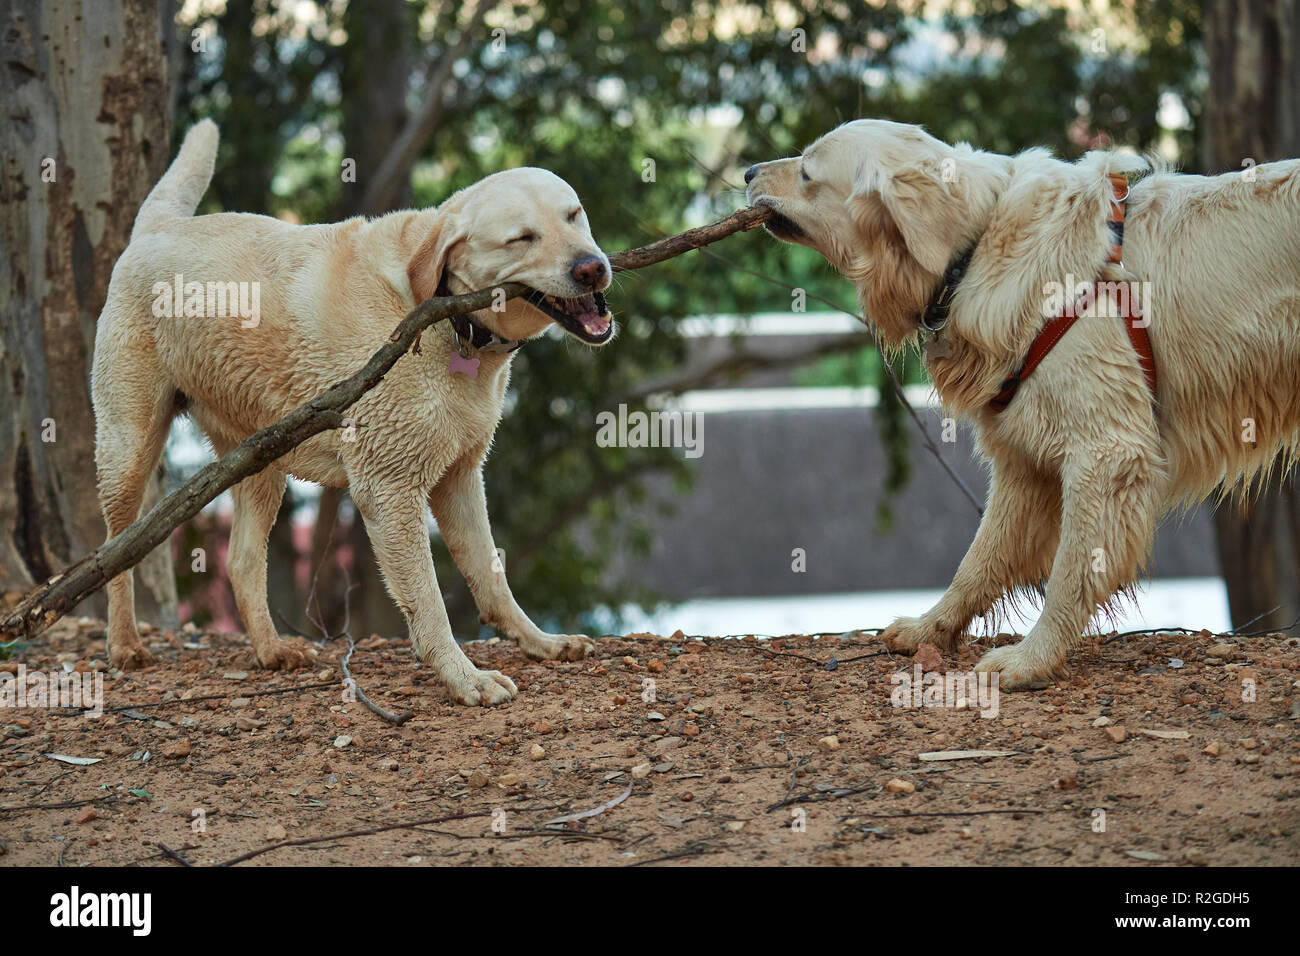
[110,642,155,671]
[254,638,318,671]
[518,632,596,662]
[880,616,927,653]
[973,643,1061,690]
[446,668,518,707]
[882,615,965,654]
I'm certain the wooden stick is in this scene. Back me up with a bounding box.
[341,632,413,726]
[609,206,771,272]
[0,208,770,643]
[214,802,566,867]
[155,841,194,867]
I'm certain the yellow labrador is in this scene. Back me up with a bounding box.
[746,118,1300,688]
[93,121,614,705]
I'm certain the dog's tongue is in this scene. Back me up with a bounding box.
[580,310,610,336]
[566,293,608,336]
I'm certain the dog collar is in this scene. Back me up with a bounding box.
[920,246,975,334]
[437,271,523,357]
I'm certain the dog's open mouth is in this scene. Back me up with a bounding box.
[526,290,614,344]
[762,211,806,242]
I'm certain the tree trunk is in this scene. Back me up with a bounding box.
[1203,0,1300,630]
[0,0,177,626]
[210,0,279,215]
[337,0,414,218]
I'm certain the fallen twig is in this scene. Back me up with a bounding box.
[628,838,725,867]
[215,803,565,867]
[156,841,194,867]
[768,782,875,812]
[341,632,412,726]
[0,794,116,817]
[775,756,808,810]
[543,783,632,826]
[1103,613,1300,645]
[843,807,1050,820]
[50,680,339,717]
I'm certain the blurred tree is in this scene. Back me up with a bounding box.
[1203,0,1300,631]
[0,0,178,626]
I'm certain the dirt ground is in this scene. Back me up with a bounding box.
[1,616,1297,867]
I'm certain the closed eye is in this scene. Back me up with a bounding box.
[509,232,537,243]
[567,208,583,221]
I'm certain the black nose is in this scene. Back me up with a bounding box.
[570,254,607,288]
[744,164,759,184]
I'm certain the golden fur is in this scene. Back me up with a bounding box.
[747,118,1300,687]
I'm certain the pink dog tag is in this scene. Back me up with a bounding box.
[449,352,479,378]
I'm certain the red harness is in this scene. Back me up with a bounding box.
[988,173,1157,412]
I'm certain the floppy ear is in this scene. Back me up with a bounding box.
[843,189,943,346]
[855,162,963,275]
[406,215,465,302]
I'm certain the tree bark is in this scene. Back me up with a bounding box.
[1203,0,1300,630]
[0,0,177,626]
[336,0,417,219]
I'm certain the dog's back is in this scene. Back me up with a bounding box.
[98,128,427,447]
[1127,159,1300,502]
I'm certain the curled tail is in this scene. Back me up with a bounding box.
[130,119,219,241]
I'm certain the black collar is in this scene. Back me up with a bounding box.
[920,246,975,334]
[438,271,522,354]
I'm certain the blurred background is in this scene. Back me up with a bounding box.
[3,0,1298,645]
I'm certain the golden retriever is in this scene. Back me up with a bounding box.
[93,120,613,705]
[746,118,1300,688]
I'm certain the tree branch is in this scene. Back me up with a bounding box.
[622,333,865,404]
[0,207,771,642]
[359,0,494,215]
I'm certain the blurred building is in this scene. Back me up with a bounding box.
[614,314,1224,634]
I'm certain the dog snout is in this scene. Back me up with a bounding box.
[744,164,760,184]
[570,254,608,289]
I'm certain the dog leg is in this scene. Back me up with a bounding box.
[429,460,595,662]
[975,446,1161,688]
[92,348,174,671]
[353,480,517,706]
[882,460,1059,654]
[227,469,317,670]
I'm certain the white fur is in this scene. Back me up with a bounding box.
[748,118,1300,687]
